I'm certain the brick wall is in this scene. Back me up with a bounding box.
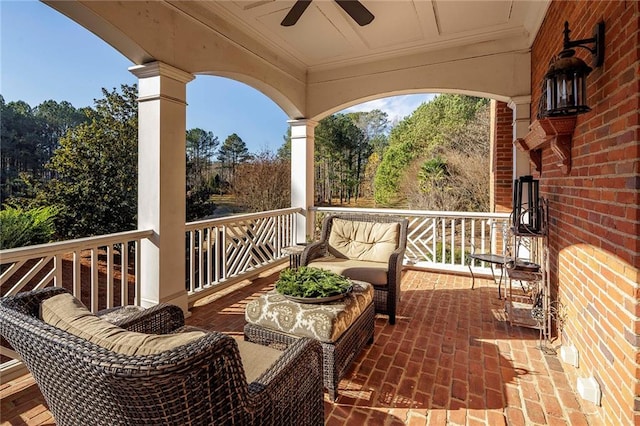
[492,101,514,213]
[531,1,639,424]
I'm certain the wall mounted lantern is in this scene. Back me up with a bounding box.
[540,21,605,118]
[516,20,606,174]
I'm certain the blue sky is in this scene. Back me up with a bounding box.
[1,0,434,154]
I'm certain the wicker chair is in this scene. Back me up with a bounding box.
[0,287,324,426]
[300,213,408,324]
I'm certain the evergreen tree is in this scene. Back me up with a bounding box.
[44,85,138,238]
[374,94,488,205]
[186,128,219,189]
[217,133,251,183]
[277,127,291,160]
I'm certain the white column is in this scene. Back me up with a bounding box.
[289,119,317,243]
[508,96,532,179]
[129,62,194,312]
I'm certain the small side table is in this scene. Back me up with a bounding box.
[468,253,510,298]
[281,244,306,270]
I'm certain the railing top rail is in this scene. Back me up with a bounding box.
[310,206,510,220]
[185,207,303,231]
[0,229,154,262]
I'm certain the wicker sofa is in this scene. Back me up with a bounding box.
[0,287,324,426]
[300,214,409,324]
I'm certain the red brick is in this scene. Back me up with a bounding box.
[427,409,447,426]
[3,268,608,426]
[524,399,547,424]
[432,385,450,408]
[505,407,526,426]
[486,409,507,425]
[541,393,565,419]
[448,405,467,425]
[451,379,467,401]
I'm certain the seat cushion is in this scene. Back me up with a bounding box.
[234,337,283,383]
[41,293,206,356]
[307,257,388,286]
[328,218,399,262]
[245,281,373,343]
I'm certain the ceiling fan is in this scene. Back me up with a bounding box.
[281,0,374,27]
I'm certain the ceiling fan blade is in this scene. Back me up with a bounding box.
[335,0,374,26]
[281,0,312,27]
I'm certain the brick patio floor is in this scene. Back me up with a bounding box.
[1,268,604,425]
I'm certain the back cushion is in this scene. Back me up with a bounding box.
[41,293,205,356]
[328,218,400,263]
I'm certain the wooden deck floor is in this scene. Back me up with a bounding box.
[1,268,604,425]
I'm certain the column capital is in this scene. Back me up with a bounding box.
[507,95,532,110]
[288,118,318,128]
[129,61,194,84]
[289,119,318,139]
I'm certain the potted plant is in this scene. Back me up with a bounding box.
[275,266,352,302]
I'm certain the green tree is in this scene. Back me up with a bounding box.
[1,97,88,204]
[34,100,88,170]
[314,114,366,204]
[345,110,388,200]
[1,97,42,202]
[186,128,219,188]
[44,85,138,238]
[401,103,491,211]
[277,127,291,160]
[217,133,251,183]
[374,94,488,205]
[349,109,389,156]
[0,205,59,249]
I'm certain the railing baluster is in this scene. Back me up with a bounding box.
[214,226,221,283]
[431,218,436,262]
[106,244,114,309]
[135,239,141,306]
[122,242,129,305]
[461,218,467,266]
[206,228,213,287]
[198,229,204,290]
[189,230,196,293]
[91,247,99,312]
[54,255,62,287]
[73,250,81,298]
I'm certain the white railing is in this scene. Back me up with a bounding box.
[0,206,510,317]
[185,208,302,300]
[0,229,153,381]
[310,207,511,275]
[0,229,153,310]
[0,206,508,380]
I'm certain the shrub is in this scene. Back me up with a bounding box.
[0,205,58,249]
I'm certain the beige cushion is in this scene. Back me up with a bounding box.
[41,293,206,356]
[308,258,388,286]
[328,219,399,263]
[234,337,282,383]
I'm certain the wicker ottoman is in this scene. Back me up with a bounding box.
[244,281,375,400]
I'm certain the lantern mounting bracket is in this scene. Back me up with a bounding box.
[562,21,605,67]
[514,116,577,175]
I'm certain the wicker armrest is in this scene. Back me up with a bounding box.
[2,287,68,317]
[98,304,185,334]
[388,247,406,277]
[247,337,323,416]
[250,337,322,387]
[300,242,326,265]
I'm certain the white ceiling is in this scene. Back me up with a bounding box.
[197,0,550,72]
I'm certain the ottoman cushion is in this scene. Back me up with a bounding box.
[245,281,373,343]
